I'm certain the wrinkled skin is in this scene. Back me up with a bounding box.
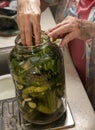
[17,0,41,46]
[17,1,95,47]
[46,16,95,47]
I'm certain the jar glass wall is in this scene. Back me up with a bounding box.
[9,32,67,125]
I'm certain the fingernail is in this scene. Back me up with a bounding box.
[45,31,48,34]
[50,37,53,42]
[45,30,49,34]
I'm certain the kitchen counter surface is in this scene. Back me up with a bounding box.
[63,46,95,130]
[0,8,95,130]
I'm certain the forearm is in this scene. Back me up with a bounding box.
[17,0,40,5]
[17,0,48,12]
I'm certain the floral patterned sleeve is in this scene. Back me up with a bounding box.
[44,0,71,23]
[44,0,78,23]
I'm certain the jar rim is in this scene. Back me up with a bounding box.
[15,31,50,48]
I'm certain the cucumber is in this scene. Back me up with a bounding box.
[28,102,37,109]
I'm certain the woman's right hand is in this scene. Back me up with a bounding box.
[17,0,41,46]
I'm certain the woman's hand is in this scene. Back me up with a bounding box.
[46,16,95,47]
[17,0,41,46]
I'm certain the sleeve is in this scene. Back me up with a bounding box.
[44,0,59,6]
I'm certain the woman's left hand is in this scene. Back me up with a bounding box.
[46,16,95,47]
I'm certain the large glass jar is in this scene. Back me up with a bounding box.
[9,32,67,125]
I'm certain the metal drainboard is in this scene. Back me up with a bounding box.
[0,98,75,130]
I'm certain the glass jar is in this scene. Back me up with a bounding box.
[9,32,67,125]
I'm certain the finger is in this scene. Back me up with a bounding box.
[20,31,26,45]
[33,23,41,45]
[47,24,71,40]
[46,20,68,34]
[46,21,67,34]
[59,32,75,47]
[46,23,63,34]
[32,15,41,45]
[18,15,26,45]
[24,15,32,46]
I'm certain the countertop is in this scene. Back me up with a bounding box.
[0,8,95,130]
[63,46,95,130]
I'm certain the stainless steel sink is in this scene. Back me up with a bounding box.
[0,46,13,75]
